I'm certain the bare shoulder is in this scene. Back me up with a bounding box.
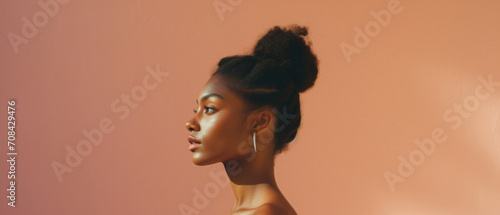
[253,203,297,215]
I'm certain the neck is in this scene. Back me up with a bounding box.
[223,150,278,210]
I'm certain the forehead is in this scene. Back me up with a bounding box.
[200,76,226,95]
[198,76,243,105]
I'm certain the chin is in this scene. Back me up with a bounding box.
[191,153,217,166]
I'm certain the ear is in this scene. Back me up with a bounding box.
[251,109,273,134]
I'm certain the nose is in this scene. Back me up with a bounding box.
[185,116,199,132]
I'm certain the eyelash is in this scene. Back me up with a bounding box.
[193,106,216,114]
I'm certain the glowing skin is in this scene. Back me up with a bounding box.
[186,75,254,165]
[185,75,297,214]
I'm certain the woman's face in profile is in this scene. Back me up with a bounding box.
[186,76,253,165]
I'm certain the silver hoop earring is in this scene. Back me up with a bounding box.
[253,131,257,152]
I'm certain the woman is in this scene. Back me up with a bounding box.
[185,25,319,215]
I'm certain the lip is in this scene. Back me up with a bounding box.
[188,135,201,152]
[188,143,201,152]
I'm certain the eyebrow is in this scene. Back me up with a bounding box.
[196,93,224,104]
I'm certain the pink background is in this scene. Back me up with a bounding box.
[1,0,500,214]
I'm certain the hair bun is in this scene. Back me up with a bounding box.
[252,25,319,93]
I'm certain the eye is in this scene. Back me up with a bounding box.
[193,106,217,114]
[204,106,216,114]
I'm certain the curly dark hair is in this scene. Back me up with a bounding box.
[211,24,319,155]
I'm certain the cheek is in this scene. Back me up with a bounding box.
[201,114,245,150]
